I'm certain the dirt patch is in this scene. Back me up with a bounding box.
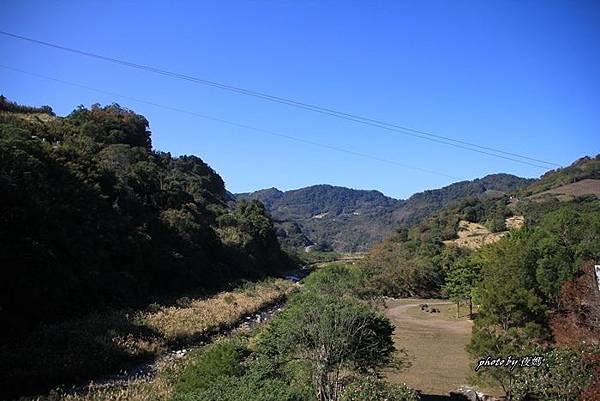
[443,221,505,250]
[384,298,488,396]
[505,215,524,230]
[443,216,525,250]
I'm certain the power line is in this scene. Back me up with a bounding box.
[0,64,464,180]
[0,30,561,169]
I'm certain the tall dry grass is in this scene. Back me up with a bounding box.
[4,279,295,401]
[143,279,294,342]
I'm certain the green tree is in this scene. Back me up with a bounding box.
[468,230,548,398]
[444,256,479,318]
[512,346,599,401]
[258,266,398,401]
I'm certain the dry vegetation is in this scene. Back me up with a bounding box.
[443,220,505,249]
[0,111,57,123]
[48,355,179,401]
[2,279,295,400]
[443,215,524,250]
[144,279,295,342]
[530,178,600,201]
[505,215,524,229]
[383,299,498,397]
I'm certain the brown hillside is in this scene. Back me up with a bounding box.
[531,178,600,201]
[443,215,524,250]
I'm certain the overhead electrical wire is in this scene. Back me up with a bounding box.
[0,30,561,169]
[0,64,465,180]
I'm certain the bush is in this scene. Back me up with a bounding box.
[341,377,419,401]
[512,346,599,401]
[173,375,302,401]
[257,272,398,401]
[174,339,249,395]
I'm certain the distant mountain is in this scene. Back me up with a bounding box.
[392,173,537,226]
[518,155,600,197]
[236,174,535,252]
[236,185,401,251]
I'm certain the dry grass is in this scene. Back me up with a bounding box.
[143,279,295,342]
[443,220,505,250]
[51,358,178,401]
[505,215,524,230]
[58,380,171,401]
[0,111,56,123]
[383,299,498,396]
[443,216,524,250]
[3,279,295,400]
[532,178,600,200]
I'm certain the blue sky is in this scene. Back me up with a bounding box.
[1,1,599,199]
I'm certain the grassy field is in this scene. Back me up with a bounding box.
[383,298,496,397]
[1,279,295,400]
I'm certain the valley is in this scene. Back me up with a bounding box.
[1,99,599,401]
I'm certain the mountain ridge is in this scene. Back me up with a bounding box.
[236,173,535,252]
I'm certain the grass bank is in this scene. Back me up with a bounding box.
[1,279,295,399]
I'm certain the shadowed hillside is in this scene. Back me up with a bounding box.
[0,99,292,336]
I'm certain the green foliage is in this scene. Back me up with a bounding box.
[512,346,599,401]
[360,234,466,298]
[519,154,600,196]
[257,265,399,401]
[172,337,305,401]
[0,101,290,338]
[174,339,250,394]
[170,266,400,401]
[443,256,479,316]
[397,173,533,227]
[301,263,370,298]
[173,375,303,401]
[475,230,548,331]
[534,208,600,304]
[468,205,600,396]
[0,95,54,115]
[238,174,532,252]
[340,377,419,401]
[289,250,343,266]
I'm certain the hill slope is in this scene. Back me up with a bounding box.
[237,174,534,252]
[360,154,600,298]
[0,98,290,334]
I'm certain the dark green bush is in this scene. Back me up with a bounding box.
[174,339,250,395]
[341,377,419,401]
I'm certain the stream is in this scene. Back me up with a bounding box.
[69,299,288,394]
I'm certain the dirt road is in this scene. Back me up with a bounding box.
[384,299,474,396]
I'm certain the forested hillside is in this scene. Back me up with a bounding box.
[392,173,536,226]
[0,98,291,336]
[237,185,401,251]
[238,174,534,252]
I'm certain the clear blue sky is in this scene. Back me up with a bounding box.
[1,1,598,199]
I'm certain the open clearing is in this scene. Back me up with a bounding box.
[384,299,481,397]
[443,215,524,250]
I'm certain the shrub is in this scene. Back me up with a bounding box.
[172,375,302,401]
[174,339,249,395]
[512,346,599,401]
[341,377,419,401]
[257,282,397,401]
